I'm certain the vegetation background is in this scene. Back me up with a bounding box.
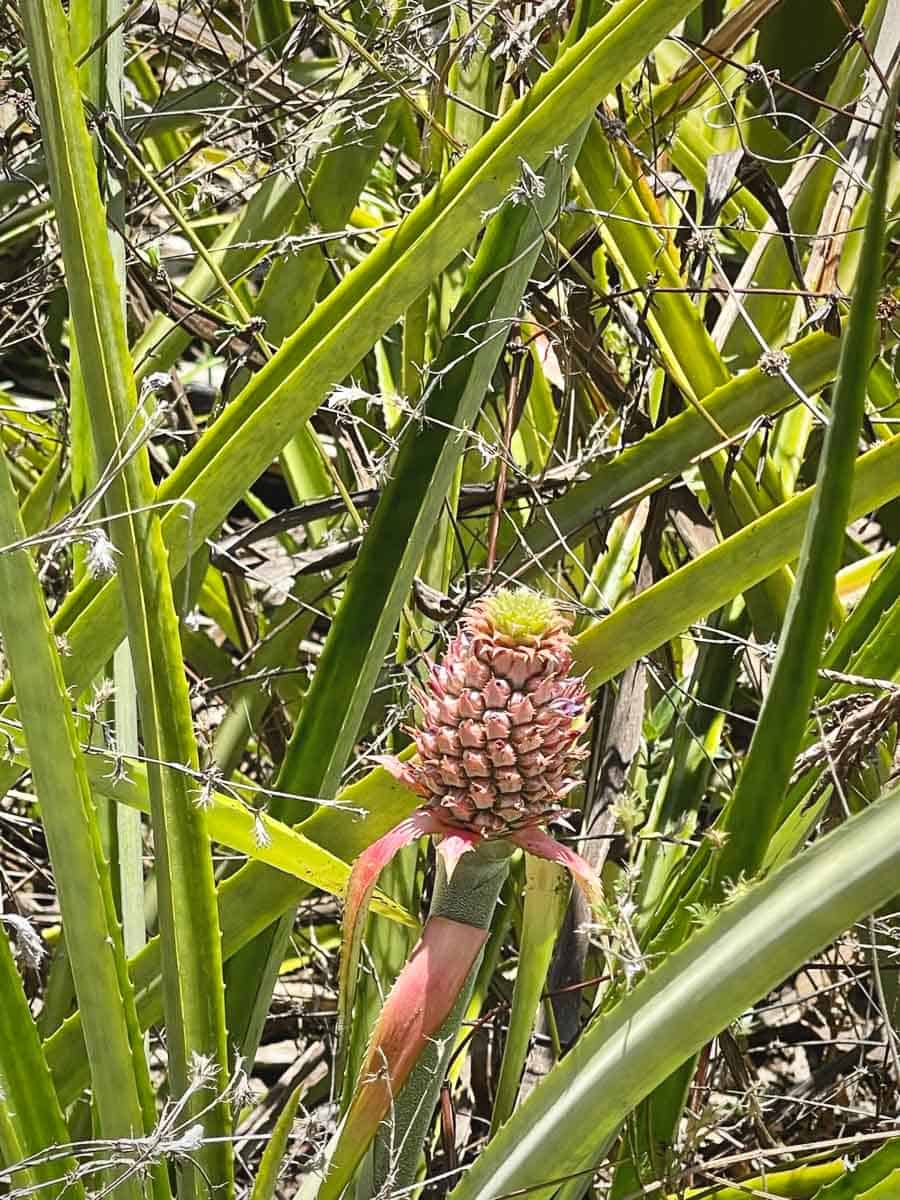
[1,0,900,1199]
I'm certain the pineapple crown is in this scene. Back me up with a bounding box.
[476,588,565,643]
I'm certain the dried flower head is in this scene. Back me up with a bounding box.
[85,529,119,579]
[757,348,790,377]
[2,913,46,969]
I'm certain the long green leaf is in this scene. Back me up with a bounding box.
[0,923,84,1200]
[574,434,900,687]
[0,453,158,1197]
[73,0,147,973]
[823,543,900,677]
[712,69,896,886]
[21,4,231,1194]
[0,737,413,926]
[816,1140,900,1199]
[491,857,568,1134]
[150,0,694,559]
[666,1157,845,1199]
[248,1085,305,1200]
[504,327,859,580]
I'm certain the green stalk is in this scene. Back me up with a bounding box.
[21,5,231,1195]
[311,847,512,1200]
[0,453,158,1200]
[370,850,511,1194]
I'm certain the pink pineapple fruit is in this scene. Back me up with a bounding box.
[390,587,590,840]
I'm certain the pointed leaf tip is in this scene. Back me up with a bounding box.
[510,826,605,914]
[436,830,480,880]
[371,753,421,793]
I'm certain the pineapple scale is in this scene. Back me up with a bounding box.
[407,596,588,835]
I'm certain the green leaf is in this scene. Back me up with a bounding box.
[823,543,900,677]
[712,69,898,886]
[815,1140,900,1199]
[573,435,900,688]
[0,449,159,1198]
[668,1159,846,1199]
[86,753,414,925]
[248,1085,304,1200]
[504,327,858,580]
[21,4,231,1193]
[491,857,568,1134]
[0,923,84,1200]
[253,0,292,53]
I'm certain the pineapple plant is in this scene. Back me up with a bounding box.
[319,590,604,1197]
[4,3,900,1200]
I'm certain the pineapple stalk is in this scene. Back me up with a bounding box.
[369,845,513,1193]
[319,847,512,1200]
[320,589,606,1199]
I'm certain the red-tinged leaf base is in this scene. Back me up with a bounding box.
[334,800,605,1181]
[338,810,446,1045]
[339,809,604,1049]
[327,915,488,1193]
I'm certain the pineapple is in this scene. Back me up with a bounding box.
[387,589,588,836]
